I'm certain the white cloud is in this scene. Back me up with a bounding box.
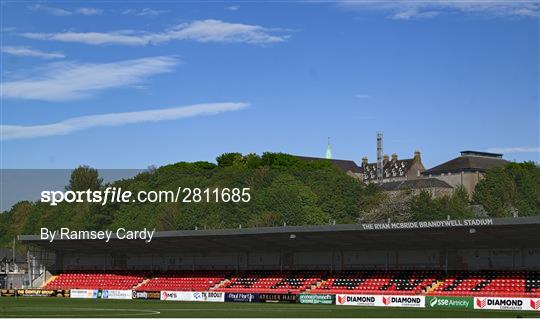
[391,8,441,20]
[20,19,290,46]
[1,102,248,140]
[28,4,72,16]
[339,1,539,20]
[226,6,241,11]
[355,93,371,99]
[122,8,169,17]
[22,31,151,46]
[1,56,179,101]
[28,5,103,16]
[485,147,540,154]
[1,46,65,59]
[76,7,103,16]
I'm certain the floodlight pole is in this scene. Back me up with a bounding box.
[376,132,384,184]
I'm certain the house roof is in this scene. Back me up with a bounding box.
[424,153,508,175]
[362,159,415,181]
[460,150,503,158]
[379,178,453,192]
[295,156,363,173]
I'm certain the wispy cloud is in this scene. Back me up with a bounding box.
[122,8,169,17]
[28,4,72,16]
[28,4,103,16]
[485,147,540,154]
[1,46,65,59]
[76,7,103,16]
[226,6,241,11]
[355,93,371,99]
[339,1,539,20]
[1,102,248,140]
[1,56,179,101]
[21,19,290,45]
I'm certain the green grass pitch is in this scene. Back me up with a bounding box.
[0,297,538,318]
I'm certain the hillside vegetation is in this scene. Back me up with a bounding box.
[0,153,538,246]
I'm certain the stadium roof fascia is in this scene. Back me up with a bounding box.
[18,216,540,242]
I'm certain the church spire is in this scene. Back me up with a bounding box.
[325,137,332,159]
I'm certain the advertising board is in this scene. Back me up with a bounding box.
[298,294,334,304]
[426,296,473,309]
[101,289,132,300]
[192,291,225,302]
[336,294,424,308]
[133,291,160,300]
[259,293,297,303]
[159,291,225,302]
[474,297,540,311]
[70,289,98,299]
[224,292,260,303]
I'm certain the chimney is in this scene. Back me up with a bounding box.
[391,153,398,161]
[383,154,389,164]
[414,150,421,159]
[362,157,368,166]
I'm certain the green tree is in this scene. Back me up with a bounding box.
[66,166,103,191]
[473,162,540,217]
[216,153,243,167]
[409,190,437,220]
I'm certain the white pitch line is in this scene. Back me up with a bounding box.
[1,307,161,317]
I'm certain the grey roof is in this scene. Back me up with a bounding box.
[424,152,508,175]
[380,178,453,191]
[18,217,540,253]
[295,156,362,173]
[460,150,503,158]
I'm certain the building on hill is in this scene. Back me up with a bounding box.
[297,149,509,199]
[423,150,509,197]
[361,151,425,184]
[295,150,425,184]
[379,178,454,198]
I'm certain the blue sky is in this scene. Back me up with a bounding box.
[1,1,539,169]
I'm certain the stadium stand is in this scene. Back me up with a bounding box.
[135,270,229,292]
[44,271,145,290]
[214,270,325,294]
[41,269,540,298]
[428,270,540,297]
[310,270,440,295]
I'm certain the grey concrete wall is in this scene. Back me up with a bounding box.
[430,171,483,197]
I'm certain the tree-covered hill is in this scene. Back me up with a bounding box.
[0,153,381,245]
[0,153,538,246]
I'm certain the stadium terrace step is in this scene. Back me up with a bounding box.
[310,270,440,295]
[135,271,230,292]
[424,279,445,294]
[41,275,57,288]
[133,278,151,290]
[44,271,146,290]
[427,270,540,298]
[211,278,230,291]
